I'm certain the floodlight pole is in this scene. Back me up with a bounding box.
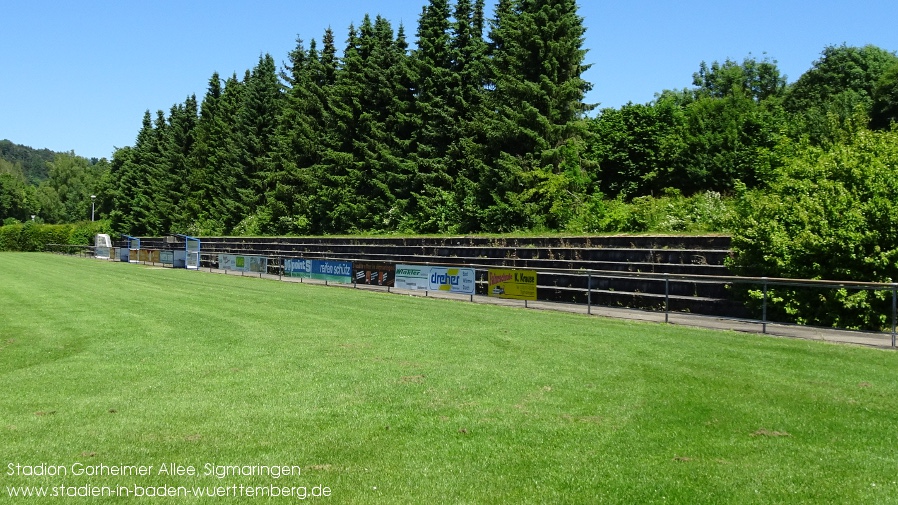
[91,195,96,221]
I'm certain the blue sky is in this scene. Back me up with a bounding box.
[2,0,897,160]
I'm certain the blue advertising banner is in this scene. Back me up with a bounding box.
[285,259,353,283]
[284,258,312,277]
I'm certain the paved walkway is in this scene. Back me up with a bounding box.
[172,264,898,351]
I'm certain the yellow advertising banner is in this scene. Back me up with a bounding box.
[137,250,161,263]
[488,269,537,301]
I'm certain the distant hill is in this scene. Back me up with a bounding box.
[0,139,57,184]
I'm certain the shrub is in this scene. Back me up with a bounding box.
[729,127,898,329]
[567,190,735,234]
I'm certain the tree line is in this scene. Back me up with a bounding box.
[4,2,895,239]
[0,147,108,225]
[100,0,592,236]
[96,2,896,237]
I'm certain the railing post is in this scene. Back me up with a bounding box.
[587,273,592,315]
[892,282,898,349]
[664,273,670,324]
[762,277,768,334]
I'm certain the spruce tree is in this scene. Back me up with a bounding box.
[187,72,246,233]
[317,22,365,233]
[483,0,593,231]
[108,111,153,234]
[265,37,328,234]
[164,95,198,232]
[319,16,411,233]
[186,73,223,234]
[446,0,489,232]
[408,0,454,231]
[236,54,283,232]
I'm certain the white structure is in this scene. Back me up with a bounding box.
[95,234,112,259]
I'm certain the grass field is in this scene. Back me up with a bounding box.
[3,253,898,504]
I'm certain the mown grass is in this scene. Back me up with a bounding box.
[2,253,898,504]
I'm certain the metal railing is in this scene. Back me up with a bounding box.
[45,244,95,257]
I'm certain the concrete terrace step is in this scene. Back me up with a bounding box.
[171,235,732,250]
[135,235,740,317]
[151,240,732,269]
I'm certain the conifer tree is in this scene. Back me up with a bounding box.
[446,0,489,232]
[164,95,198,232]
[407,0,455,231]
[265,37,329,234]
[108,111,152,234]
[483,0,592,230]
[236,54,283,232]
[316,23,366,233]
[187,73,246,233]
[186,73,222,233]
[319,16,411,233]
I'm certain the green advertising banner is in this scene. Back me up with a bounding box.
[488,269,537,301]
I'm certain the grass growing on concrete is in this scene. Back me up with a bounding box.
[2,253,898,504]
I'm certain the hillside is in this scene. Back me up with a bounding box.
[0,139,57,183]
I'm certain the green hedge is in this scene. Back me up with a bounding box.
[0,220,113,252]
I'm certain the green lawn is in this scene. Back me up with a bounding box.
[2,253,898,504]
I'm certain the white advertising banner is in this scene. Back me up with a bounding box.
[219,254,267,273]
[395,264,475,295]
[395,264,431,291]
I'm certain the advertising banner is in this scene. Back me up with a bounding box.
[219,254,268,273]
[353,262,396,287]
[185,238,201,270]
[314,260,352,283]
[284,258,312,277]
[395,264,430,291]
[488,269,538,301]
[219,254,237,270]
[284,259,352,283]
[137,250,161,263]
[394,265,475,295]
[428,267,476,295]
